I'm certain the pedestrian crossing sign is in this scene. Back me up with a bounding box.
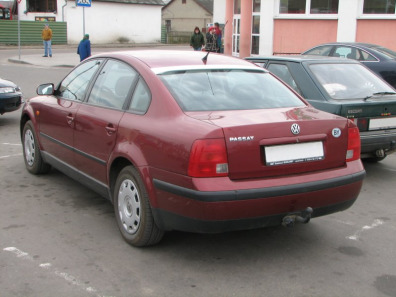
[76,0,91,7]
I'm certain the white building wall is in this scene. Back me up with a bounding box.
[337,0,359,42]
[18,0,163,44]
[213,0,225,24]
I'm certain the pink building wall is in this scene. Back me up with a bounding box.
[273,19,338,54]
[356,20,396,51]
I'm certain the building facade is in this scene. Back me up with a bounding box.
[214,0,396,58]
[15,0,164,44]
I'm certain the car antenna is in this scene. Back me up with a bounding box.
[202,51,209,64]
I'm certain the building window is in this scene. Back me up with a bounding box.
[280,0,338,14]
[234,0,241,14]
[311,0,338,13]
[363,0,396,14]
[182,0,186,4]
[280,0,306,13]
[27,0,57,12]
[253,0,261,12]
[251,2,261,55]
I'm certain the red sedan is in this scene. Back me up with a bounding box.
[20,50,365,247]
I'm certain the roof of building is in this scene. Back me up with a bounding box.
[95,0,166,5]
[163,0,213,14]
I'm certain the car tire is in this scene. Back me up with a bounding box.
[114,166,164,247]
[22,120,51,174]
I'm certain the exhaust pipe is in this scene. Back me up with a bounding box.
[282,207,313,228]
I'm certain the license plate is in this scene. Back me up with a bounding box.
[265,141,324,166]
[369,117,396,130]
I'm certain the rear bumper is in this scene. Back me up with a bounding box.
[151,163,366,233]
[360,129,396,155]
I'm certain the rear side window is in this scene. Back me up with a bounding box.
[267,63,302,95]
[159,69,304,111]
[128,79,151,114]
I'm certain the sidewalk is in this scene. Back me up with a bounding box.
[8,52,79,68]
[6,43,190,68]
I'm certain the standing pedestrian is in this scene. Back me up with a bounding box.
[190,27,205,51]
[42,24,53,57]
[208,22,222,53]
[77,34,91,61]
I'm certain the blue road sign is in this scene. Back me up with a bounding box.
[76,0,91,7]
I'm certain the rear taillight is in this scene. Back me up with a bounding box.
[188,139,229,177]
[346,121,361,162]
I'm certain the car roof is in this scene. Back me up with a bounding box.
[245,55,360,64]
[94,50,261,71]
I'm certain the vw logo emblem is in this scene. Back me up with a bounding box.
[291,123,300,135]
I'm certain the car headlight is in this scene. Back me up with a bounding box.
[0,87,15,94]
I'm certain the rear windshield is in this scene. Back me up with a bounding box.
[309,63,395,100]
[159,69,305,111]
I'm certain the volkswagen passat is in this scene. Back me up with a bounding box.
[20,50,365,247]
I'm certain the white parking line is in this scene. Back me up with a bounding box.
[3,246,106,297]
[346,219,385,241]
[0,153,23,159]
[2,143,22,146]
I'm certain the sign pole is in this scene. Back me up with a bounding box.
[76,0,91,36]
[83,6,85,36]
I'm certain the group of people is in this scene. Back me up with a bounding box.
[41,24,91,61]
[190,22,222,53]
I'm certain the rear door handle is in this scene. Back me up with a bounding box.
[66,114,74,126]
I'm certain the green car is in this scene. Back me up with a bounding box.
[246,55,396,161]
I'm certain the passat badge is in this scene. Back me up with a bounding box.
[291,123,300,135]
[332,128,341,138]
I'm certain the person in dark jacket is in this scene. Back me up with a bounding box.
[190,27,205,51]
[77,34,91,61]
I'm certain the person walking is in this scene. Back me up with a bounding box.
[42,24,53,57]
[77,34,91,61]
[207,22,222,53]
[190,27,205,51]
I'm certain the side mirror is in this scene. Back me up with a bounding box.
[37,83,54,95]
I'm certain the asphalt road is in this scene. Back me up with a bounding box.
[1,47,396,297]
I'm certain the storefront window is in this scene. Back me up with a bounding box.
[363,0,396,14]
[280,0,306,14]
[310,0,338,14]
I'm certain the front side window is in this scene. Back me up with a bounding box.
[304,45,333,56]
[159,70,305,111]
[87,60,138,109]
[363,0,396,14]
[58,60,102,101]
[310,63,395,99]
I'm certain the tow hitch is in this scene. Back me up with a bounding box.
[282,207,313,228]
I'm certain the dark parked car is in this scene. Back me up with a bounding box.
[302,42,396,88]
[21,50,365,247]
[246,55,396,161]
[0,77,22,115]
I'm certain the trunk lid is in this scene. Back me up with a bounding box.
[187,107,349,180]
